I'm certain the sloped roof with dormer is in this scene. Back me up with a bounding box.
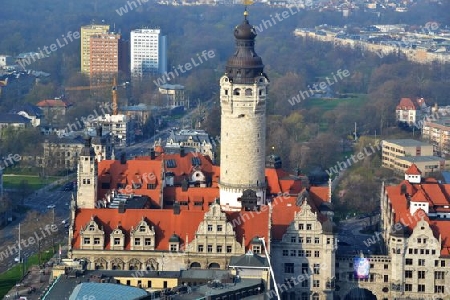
[405,163,422,175]
[396,97,417,110]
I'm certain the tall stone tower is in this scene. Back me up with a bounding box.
[76,137,98,208]
[219,10,269,211]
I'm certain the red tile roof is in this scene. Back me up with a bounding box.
[405,164,422,175]
[385,179,450,256]
[36,99,70,107]
[75,154,330,253]
[73,208,205,251]
[97,159,163,207]
[396,98,417,110]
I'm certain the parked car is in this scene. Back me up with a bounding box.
[47,204,55,209]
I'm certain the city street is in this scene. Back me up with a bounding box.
[337,214,381,255]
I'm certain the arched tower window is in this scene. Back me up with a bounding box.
[233,88,241,96]
[245,88,252,96]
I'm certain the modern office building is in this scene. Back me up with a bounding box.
[380,139,447,174]
[130,29,167,78]
[80,24,110,74]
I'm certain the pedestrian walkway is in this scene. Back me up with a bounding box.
[3,262,53,300]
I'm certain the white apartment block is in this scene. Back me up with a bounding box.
[130,29,167,78]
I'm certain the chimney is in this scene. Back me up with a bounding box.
[150,148,156,160]
[181,178,189,191]
[120,152,126,164]
[180,146,185,157]
[84,136,92,148]
[400,184,407,195]
[173,202,181,215]
[96,126,103,137]
[118,202,125,213]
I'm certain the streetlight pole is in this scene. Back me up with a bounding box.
[52,207,55,254]
[259,238,281,300]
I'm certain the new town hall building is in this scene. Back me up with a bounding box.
[66,11,450,300]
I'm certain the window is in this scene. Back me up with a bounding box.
[83,237,91,244]
[134,238,141,246]
[441,261,446,267]
[306,224,312,230]
[315,237,320,244]
[227,246,232,253]
[418,238,422,243]
[283,250,288,256]
[291,236,297,243]
[306,250,311,257]
[327,238,331,244]
[217,225,223,232]
[405,284,412,291]
[301,279,308,287]
[299,236,304,243]
[418,284,425,292]
[302,263,309,274]
[298,250,304,257]
[147,183,156,189]
[435,286,445,293]
[298,223,304,230]
[94,238,100,245]
[198,245,204,252]
[435,271,445,279]
[145,238,151,246]
[207,245,213,253]
[217,245,223,253]
[418,259,425,266]
[253,245,261,254]
[207,225,213,231]
[284,263,294,274]
[114,238,121,245]
[313,264,320,274]
[290,250,296,257]
[306,237,311,243]
[314,251,320,258]
[170,244,178,252]
[406,258,413,265]
[418,271,425,279]
[384,275,388,282]
[384,264,388,270]
[89,225,95,231]
[405,270,413,278]
[313,280,320,288]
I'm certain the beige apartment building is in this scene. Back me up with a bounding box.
[422,117,450,157]
[381,139,447,175]
[80,24,110,74]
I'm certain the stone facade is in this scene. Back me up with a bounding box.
[272,199,336,300]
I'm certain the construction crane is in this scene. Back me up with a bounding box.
[259,237,281,299]
[64,78,130,115]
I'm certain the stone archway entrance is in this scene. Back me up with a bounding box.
[344,287,377,300]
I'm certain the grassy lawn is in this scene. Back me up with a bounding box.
[304,94,369,111]
[0,249,54,298]
[2,175,62,191]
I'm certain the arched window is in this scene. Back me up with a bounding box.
[233,88,241,96]
[245,88,252,96]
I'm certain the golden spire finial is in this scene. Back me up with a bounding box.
[243,0,253,20]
